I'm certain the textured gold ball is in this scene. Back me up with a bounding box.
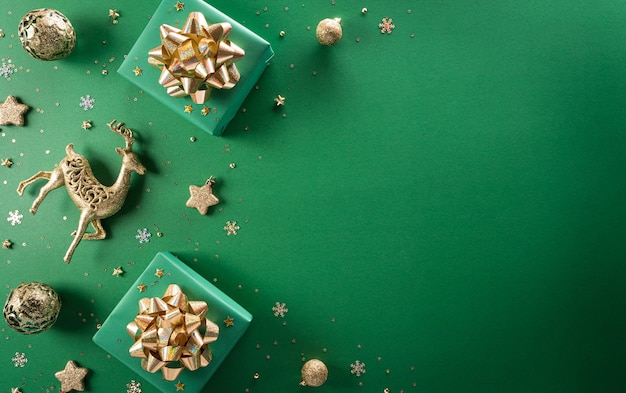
[18,9,76,61]
[3,282,62,334]
[300,359,328,387]
[316,18,342,46]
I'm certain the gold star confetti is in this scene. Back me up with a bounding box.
[133,66,143,76]
[54,360,88,393]
[224,316,234,327]
[0,95,29,126]
[224,221,240,236]
[184,104,193,114]
[274,95,285,107]
[175,381,185,391]
[201,106,210,116]
[11,388,21,393]
[81,120,92,130]
[2,239,13,249]
[1,158,12,168]
[112,266,124,276]
[109,9,120,20]
[137,283,147,293]
[175,1,185,11]
[186,177,219,215]
[155,268,164,278]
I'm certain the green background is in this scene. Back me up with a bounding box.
[1,0,625,392]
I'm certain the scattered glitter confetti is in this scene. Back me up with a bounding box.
[350,360,366,377]
[112,266,124,276]
[79,95,95,111]
[135,228,152,244]
[229,163,236,169]
[279,30,285,37]
[126,380,142,393]
[12,352,27,367]
[223,221,240,236]
[137,283,147,293]
[55,360,88,393]
[2,239,13,249]
[81,120,92,130]
[184,104,193,114]
[274,95,285,107]
[1,158,12,167]
[224,316,234,327]
[7,210,23,226]
[379,17,395,34]
[272,301,288,317]
[362,7,368,14]
[155,268,164,278]
[0,95,29,126]
[201,106,210,116]
[175,381,185,391]
[186,177,219,215]
[175,1,185,11]
[133,66,143,76]
[0,59,16,79]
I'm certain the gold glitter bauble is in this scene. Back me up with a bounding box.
[3,282,62,334]
[316,18,342,46]
[300,359,328,387]
[18,9,76,61]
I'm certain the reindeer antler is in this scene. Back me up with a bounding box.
[108,119,135,151]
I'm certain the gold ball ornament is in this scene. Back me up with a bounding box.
[3,282,62,334]
[316,18,342,46]
[18,9,76,61]
[300,359,328,387]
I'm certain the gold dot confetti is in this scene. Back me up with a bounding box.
[112,266,124,276]
[186,177,219,215]
[224,316,234,327]
[137,283,147,292]
[133,66,143,76]
[54,360,89,393]
[0,95,29,126]
[184,104,193,114]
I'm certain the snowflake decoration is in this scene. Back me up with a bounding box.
[272,301,288,317]
[126,380,142,393]
[224,221,240,236]
[350,360,366,377]
[378,17,395,34]
[79,95,95,111]
[135,228,152,244]
[12,352,27,367]
[7,210,23,226]
[0,59,16,80]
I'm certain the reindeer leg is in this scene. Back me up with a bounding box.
[64,210,93,264]
[16,171,52,196]
[29,167,65,215]
[81,219,107,240]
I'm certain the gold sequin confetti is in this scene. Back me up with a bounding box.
[186,177,219,215]
[54,360,89,393]
[155,268,164,278]
[274,95,285,107]
[184,104,193,114]
[224,316,234,327]
[1,158,12,167]
[137,283,147,292]
[2,239,12,249]
[133,66,142,76]
[112,266,124,276]
[81,120,92,130]
[0,95,29,126]
[175,1,185,11]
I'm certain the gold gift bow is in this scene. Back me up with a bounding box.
[148,12,245,104]
[126,284,219,381]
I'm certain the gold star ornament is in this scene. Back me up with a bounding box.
[155,268,165,278]
[186,177,219,215]
[184,104,193,114]
[137,283,147,293]
[175,381,185,391]
[224,316,234,327]
[55,360,88,393]
[175,1,185,11]
[133,66,143,76]
[112,266,124,276]
[0,95,29,126]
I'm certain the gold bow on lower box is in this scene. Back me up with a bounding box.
[126,284,219,381]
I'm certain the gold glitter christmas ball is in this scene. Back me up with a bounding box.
[300,359,328,387]
[3,282,62,334]
[316,18,342,46]
[18,9,76,61]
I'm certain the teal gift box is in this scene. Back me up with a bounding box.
[118,0,274,136]
[93,252,252,393]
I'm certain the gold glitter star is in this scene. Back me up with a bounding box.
[137,283,147,292]
[81,120,92,130]
[184,104,194,114]
[201,106,210,116]
[186,178,219,215]
[54,360,88,393]
[224,221,240,236]
[274,95,285,107]
[133,66,143,76]
[155,268,164,278]
[175,1,185,11]
[112,266,124,276]
[224,316,234,327]
[0,95,29,126]
[175,381,185,391]
[1,158,12,168]
[11,388,21,393]
[109,9,120,19]
[2,239,13,249]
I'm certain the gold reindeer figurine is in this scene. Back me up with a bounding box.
[17,120,146,263]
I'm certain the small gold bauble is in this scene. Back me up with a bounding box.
[300,359,328,387]
[3,282,62,334]
[316,18,342,46]
[18,9,76,61]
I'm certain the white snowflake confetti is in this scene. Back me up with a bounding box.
[135,228,152,244]
[0,59,16,80]
[12,352,27,367]
[7,210,23,226]
[272,301,288,317]
[79,95,95,111]
[350,360,366,377]
[126,380,142,393]
[224,221,240,236]
[378,17,395,34]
